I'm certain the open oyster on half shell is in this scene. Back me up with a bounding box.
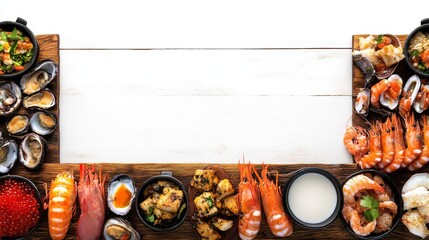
[30,111,57,136]
[23,89,56,110]
[107,175,136,216]
[0,82,22,117]
[0,139,18,174]
[6,114,30,136]
[19,133,46,170]
[103,217,140,240]
[20,60,57,95]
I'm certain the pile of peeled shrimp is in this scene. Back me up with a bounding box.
[402,173,429,239]
[342,173,398,236]
[343,113,429,173]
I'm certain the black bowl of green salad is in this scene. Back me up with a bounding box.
[0,17,39,80]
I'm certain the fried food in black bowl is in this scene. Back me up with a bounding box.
[135,171,188,231]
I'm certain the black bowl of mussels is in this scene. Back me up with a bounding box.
[0,17,39,80]
[135,171,188,231]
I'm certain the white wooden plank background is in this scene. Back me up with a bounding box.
[2,1,426,164]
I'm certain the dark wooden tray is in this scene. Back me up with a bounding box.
[0,34,60,165]
[9,162,422,240]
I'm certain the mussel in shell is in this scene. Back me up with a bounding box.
[399,75,421,116]
[6,114,30,136]
[413,84,429,114]
[20,60,57,95]
[355,88,370,116]
[107,175,136,216]
[19,133,46,170]
[0,81,22,117]
[30,111,57,136]
[23,89,56,110]
[380,74,403,110]
[0,139,18,174]
[103,217,140,240]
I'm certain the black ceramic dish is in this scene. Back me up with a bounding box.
[0,17,39,80]
[283,167,342,229]
[0,175,43,240]
[404,18,429,78]
[135,171,188,231]
[340,169,403,240]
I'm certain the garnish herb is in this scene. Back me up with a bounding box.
[360,195,379,222]
[206,196,214,208]
[375,35,384,44]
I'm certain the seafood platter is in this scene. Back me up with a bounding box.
[4,18,429,240]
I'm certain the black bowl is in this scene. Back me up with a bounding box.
[340,169,403,240]
[283,167,342,229]
[135,171,188,231]
[0,17,39,80]
[0,175,43,239]
[404,18,429,78]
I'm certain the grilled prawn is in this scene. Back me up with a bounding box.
[48,171,77,240]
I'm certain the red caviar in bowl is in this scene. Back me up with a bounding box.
[0,178,41,238]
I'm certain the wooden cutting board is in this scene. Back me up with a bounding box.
[8,162,422,240]
[0,34,60,164]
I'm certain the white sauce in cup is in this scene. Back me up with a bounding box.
[287,172,338,224]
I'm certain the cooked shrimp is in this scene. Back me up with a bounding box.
[350,210,377,236]
[379,200,398,215]
[237,160,261,240]
[342,203,355,223]
[409,115,429,171]
[372,175,393,202]
[48,171,77,240]
[359,123,382,169]
[370,79,389,108]
[383,114,405,173]
[253,165,292,237]
[343,174,385,204]
[76,165,107,240]
[343,126,368,163]
[376,119,394,169]
[402,113,423,168]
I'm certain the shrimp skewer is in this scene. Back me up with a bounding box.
[383,114,405,173]
[376,119,394,169]
[359,123,382,169]
[238,160,261,240]
[402,113,423,168]
[76,165,107,240]
[408,115,429,171]
[48,171,77,240]
[253,164,293,237]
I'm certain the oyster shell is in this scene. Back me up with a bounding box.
[374,34,403,79]
[20,60,57,95]
[355,88,370,116]
[0,82,22,117]
[107,175,136,216]
[380,74,403,110]
[352,52,376,87]
[0,139,18,174]
[23,89,56,110]
[103,217,140,240]
[19,133,46,170]
[30,111,57,136]
[6,114,29,136]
